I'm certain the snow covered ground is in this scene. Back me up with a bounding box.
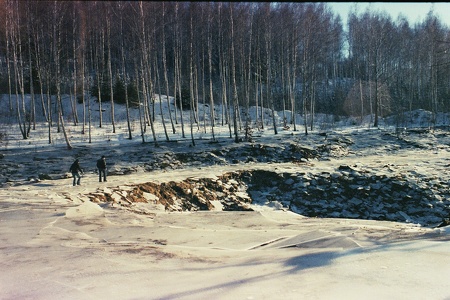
[1,94,450,299]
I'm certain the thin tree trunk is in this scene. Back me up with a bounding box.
[81,41,86,135]
[139,1,157,143]
[10,1,27,139]
[259,60,265,129]
[33,26,48,122]
[119,4,132,140]
[5,0,13,112]
[134,57,145,143]
[207,3,216,141]
[161,2,175,134]
[360,79,364,122]
[189,5,196,146]
[95,28,104,128]
[291,28,298,131]
[264,5,277,135]
[26,6,36,131]
[53,2,72,149]
[140,53,155,142]
[229,4,239,143]
[173,3,185,138]
[155,54,169,141]
[244,8,253,141]
[71,7,79,126]
[106,13,116,133]
[201,43,207,134]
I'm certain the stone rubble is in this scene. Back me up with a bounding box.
[87,165,450,228]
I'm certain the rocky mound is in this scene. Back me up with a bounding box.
[87,166,450,228]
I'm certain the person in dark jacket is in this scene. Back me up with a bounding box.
[97,155,107,182]
[69,159,83,186]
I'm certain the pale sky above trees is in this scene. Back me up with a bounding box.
[328,2,450,29]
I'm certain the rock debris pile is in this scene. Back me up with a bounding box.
[88,174,253,213]
[89,166,450,227]
[242,168,450,227]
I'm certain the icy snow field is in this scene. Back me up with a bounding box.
[1,95,450,300]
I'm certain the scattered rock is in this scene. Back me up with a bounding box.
[87,166,450,227]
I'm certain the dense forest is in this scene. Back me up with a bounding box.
[1,1,450,146]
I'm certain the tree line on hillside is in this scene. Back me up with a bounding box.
[0,1,449,149]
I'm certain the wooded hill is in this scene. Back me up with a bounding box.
[1,1,449,146]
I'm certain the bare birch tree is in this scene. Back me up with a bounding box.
[52,1,72,149]
[229,4,240,142]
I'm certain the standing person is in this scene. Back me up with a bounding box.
[69,159,83,186]
[97,155,107,182]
